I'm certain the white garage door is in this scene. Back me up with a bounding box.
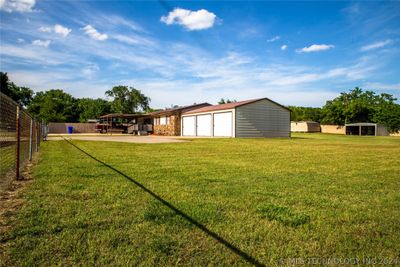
[182,116,196,136]
[196,114,212,136]
[213,112,233,137]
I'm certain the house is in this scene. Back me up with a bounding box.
[181,98,291,138]
[150,103,211,136]
[291,121,321,132]
[345,123,389,136]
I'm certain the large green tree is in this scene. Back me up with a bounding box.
[321,87,400,132]
[105,85,150,113]
[372,93,400,132]
[27,89,79,123]
[218,98,236,104]
[322,87,377,124]
[0,72,34,107]
[289,106,323,122]
[77,98,111,122]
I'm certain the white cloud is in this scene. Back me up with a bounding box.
[17,38,25,43]
[267,36,280,42]
[54,24,72,37]
[281,45,287,51]
[39,26,52,33]
[0,0,35,12]
[343,3,360,15]
[81,64,99,78]
[112,34,155,46]
[103,15,144,32]
[129,77,340,108]
[161,8,217,31]
[360,39,392,51]
[32,39,51,48]
[2,36,385,107]
[1,43,85,65]
[1,6,393,108]
[39,24,71,37]
[82,25,108,41]
[8,70,111,98]
[363,82,400,91]
[297,44,335,53]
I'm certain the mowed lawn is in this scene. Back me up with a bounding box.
[2,134,400,266]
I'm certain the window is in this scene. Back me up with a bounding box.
[166,116,170,124]
[160,116,167,125]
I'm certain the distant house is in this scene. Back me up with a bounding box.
[291,121,321,132]
[149,103,211,136]
[181,98,290,138]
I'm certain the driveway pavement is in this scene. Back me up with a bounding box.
[47,134,187,144]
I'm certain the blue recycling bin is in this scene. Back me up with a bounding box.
[67,126,73,134]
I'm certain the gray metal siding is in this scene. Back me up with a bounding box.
[376,124,389,136]
[235,99,290,137]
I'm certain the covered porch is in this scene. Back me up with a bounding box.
[97,114,153,134]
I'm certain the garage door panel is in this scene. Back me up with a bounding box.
[182,116,195,136]
[213,112,233,137]
[196,114,212,136]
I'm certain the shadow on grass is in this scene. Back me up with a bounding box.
[63,138,265,267]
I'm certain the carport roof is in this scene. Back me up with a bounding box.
[183,98,290,114]
[345,122,378,126]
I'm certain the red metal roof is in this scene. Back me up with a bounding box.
[148,102,210,116]
[183,98,290,114]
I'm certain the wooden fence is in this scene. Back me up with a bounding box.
[48,123,96,134]
[320,125,346,135]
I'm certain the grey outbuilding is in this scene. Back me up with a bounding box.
[181,98,291,138]
[345,123,389,136]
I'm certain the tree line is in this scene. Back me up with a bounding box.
[1,72,151,123]
[1,72,399,132]
[290,87,400,132]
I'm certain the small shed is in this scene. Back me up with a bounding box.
[181,98,290,138]
[291,121,320,132]
[345,123,389,136]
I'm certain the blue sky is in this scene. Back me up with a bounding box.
[0,0,399,108]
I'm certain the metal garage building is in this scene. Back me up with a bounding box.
[345,123,389,136]
[181,98,291,138]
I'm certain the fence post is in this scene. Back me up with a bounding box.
[29,118,33,161]
[36,123,39,152]
[38,122,41,148]
[16,106,20,179]
[42,120,45,141]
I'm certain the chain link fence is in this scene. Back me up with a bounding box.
[0,92,45,192]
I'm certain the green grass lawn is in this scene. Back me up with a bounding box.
[1,134,400,266]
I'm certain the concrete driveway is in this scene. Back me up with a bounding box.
[47,134,187,144]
